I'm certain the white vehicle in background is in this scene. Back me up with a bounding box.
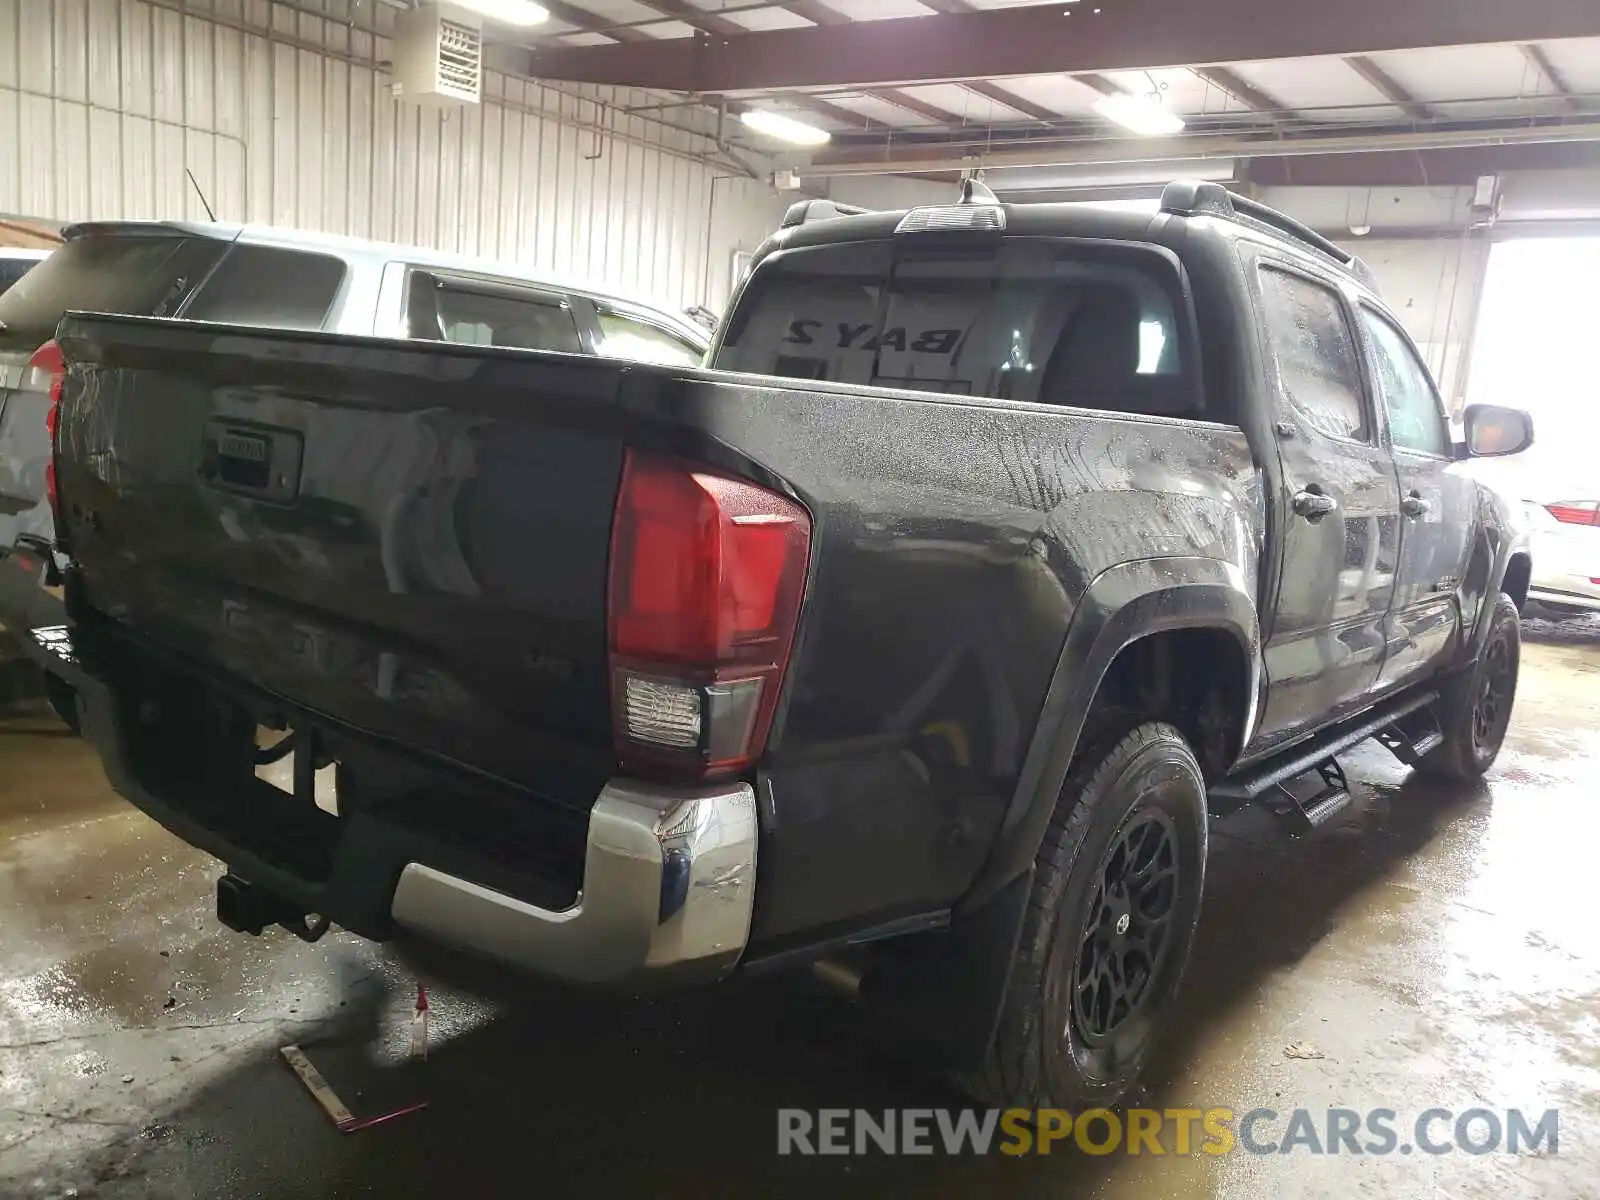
[1523,499,1600,616]
[0,248,50,295]
[0,221,710,722]
[1,221,710,574]
[1453,422,1596,617]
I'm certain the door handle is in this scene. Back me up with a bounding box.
[1401,492,1432,519]
[1292,488,1337,521]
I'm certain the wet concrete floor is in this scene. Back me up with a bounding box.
[2,615,1598,1198]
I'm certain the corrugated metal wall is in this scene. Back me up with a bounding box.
[0,0,787,309]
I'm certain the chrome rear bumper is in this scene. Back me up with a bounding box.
[17,617,760,988]
[391,778,759,985]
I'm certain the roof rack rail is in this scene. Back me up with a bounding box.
[780,198,870,228]
[1229,193,1354,265]
[1160,179,1362,274]
[1346,254,1381,293]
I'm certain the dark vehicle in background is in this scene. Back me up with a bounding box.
[0,222,708,704]
[24,182,1532,1111]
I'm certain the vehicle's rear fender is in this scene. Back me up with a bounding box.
[1460,482,1532,663]
[962,556,1261,910]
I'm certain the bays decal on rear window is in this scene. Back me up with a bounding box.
[784,321,963,354]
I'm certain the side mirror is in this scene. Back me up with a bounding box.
[1462,404,1533,458]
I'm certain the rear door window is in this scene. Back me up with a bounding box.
[715,237,1197,417]
[1257,266,1370,443]
[407,271,584,354]
[182,245,346,330]
[596,308,704,367]
[0,256,44,296]
[0,234,225,353]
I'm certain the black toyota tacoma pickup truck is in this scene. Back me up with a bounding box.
[25,181,1533,1110]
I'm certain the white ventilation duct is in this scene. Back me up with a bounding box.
[392,5,484,107]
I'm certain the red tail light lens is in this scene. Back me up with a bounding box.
[25,339,65,404]
[28,340,65,509]
[608,451,810,781]
[1547,502,1599,527]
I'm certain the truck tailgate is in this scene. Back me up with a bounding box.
[54,315,633,798]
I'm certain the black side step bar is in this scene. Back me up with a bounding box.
[1373,709,1444,767]
[1262,757,1353,830]
[1211,689,1439,805]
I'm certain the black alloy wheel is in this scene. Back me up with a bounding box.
[1071,811,1180,1049]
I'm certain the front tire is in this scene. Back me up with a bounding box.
[1420,593,1520,781]
[964,721,1208,1110]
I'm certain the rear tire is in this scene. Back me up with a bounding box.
[962,721,1207,1111]
[1420,593,1520,781]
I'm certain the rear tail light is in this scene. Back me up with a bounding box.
[28,340,65,510]
[607,451,811,782]
[1547,502,1599,527]
[24,338,65,403]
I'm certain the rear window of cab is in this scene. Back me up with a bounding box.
[714,236,1201,419]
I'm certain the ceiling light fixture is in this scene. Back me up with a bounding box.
[1092,92,1186,137]
[740,109,833,147]
[447,0,550,26]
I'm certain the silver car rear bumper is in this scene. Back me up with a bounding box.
[1529,586,1600,613]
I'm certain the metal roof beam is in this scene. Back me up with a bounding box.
[630,0,744,36]
[865,89,968,125]
[1248,138,1600,185]
[778,93,874,129]
[1193,66,1297,120]
[1520,43,1587,114]
[525,0,1600,93]
[906,0,1066,120]
[774,0,977,122]
[805,120,1600,175]
[650,0,966,131]
[540,0,652,41]
[1343,55,1438,121]
[960,80,1062,124]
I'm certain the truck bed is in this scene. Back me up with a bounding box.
[56,316,637,801]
